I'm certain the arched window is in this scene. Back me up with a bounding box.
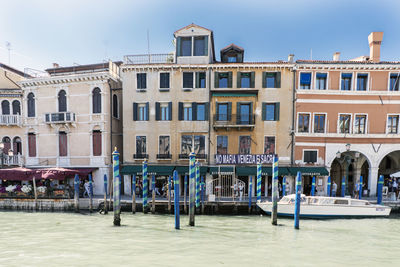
[27,93,35,117]
[2,136,11,154]
[12,100,20,115]
[58,90,67,112]
[113,94,118,118]
[92,87,101,113]
[13,137,22,154]
[1,100,10,115]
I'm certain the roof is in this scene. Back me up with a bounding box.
[45,61,122,75]
[296,60,400,65]
[220,43,244,53]
[0,63,28,78]
[174,23,212,35]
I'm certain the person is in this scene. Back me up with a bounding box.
[392,179,398,198]
[83,180,90,198]
[233,183,238,197]
[238,183,244,201]
[332,181,337,197]
[354,181,359,198]
[154,183,161,196]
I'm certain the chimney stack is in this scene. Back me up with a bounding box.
[288,54,294,63]
[368,32,383,62]
[333,52,340,61]
[53,63,59,68]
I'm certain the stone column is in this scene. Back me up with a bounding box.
[369,167,379,196]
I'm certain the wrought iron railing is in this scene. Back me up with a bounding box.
[157,154,172,159]
[213,114,256,126]
[133,154,148,159]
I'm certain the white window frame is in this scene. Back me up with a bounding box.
[296,112,312,133]
[263,136,276,155]
[136,73,147,90]
[159,72,171,91]
[160,102,170,121]
[298,71,312,90]
[314,72,329,90]
[355,72,370,91]
[387,72,400,91]
[353,113,368,134]
[56,88,68,113]
[137,103,147,121]
[340,72,354,91]
[312,112,328,134]
[302,149,318,164]
[337,113,352,134]
[386,114,400,134]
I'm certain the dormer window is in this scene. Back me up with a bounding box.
[177,36,208,57]
[180,37,192,56]
[220,43,244,63]
[228,56,237,63]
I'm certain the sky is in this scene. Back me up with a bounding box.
[1,0,399,72]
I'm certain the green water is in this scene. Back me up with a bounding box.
[1,211,399,266]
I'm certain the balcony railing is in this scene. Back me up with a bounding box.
[157,154,172,159]
[213,114,256,129]
[124,53,175,64]
[44,112,76,123]
[2,154,23,166]
[179,153,207,159]
[0,114,21,126]
[133,154,148,159]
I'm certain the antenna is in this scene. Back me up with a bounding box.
[147,29,150,55]
[6,42,11,65]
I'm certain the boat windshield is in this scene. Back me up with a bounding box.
[334,199,349,205]
[316,198,335,205]
[351,200,370,206]
[279,195,307,204]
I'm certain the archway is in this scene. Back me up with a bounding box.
[378,150,400,192]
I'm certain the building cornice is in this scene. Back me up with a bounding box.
[296,63,400,71]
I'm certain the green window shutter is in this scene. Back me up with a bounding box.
[262,102,266,121]
[214,72,219,88]
[133,102,138,121]
[276,72,281,88]
[168,102,172,121]
[236,102,241,122]
[237,53,243,63]
[250,102,253,123]
[155,102,160,121]
[192,102,197,121]
[204,36,208,56]
[262,72,266,88]
[227,102,232,121]
[228,72,233,88]
[176,37,181,57]
[274,102,280,121]
[237,72,241,88]
[178,102,183,121]
[250,72,255,88]
[205,102,209,121]
[195,72,200,88]
[145,102,149,121]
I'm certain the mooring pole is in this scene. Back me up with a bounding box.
[195,161,200,212]
[341,176,346,197]
[201,176,205,214]
[151,175,156,214]
[184,175,188,214]
[377,175,384,204]
[359,175,363,200]
[271,154,279,225]
[294,171,302,229]
[311,176,316,196]
[132,174,136,214]
[256,164,261,203]
[142,159,148,214]
[248,176,252,214]
[189,152,196,226]
[282,176,286,198]
[113,148,121,226]
[168,175,171,213]
[327,176,331,197]
[32,177,38,210]
[103,174,108,214]
[173,170,180,229]
[74,174,80,213]
[88,174,93,213]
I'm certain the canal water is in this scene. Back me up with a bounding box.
[1,211,399,266]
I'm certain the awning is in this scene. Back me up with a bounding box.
[262,167,289,176]
[120,165,175,176]
[174,166,207,175]
[209,166,235,174]
[0,167,95,181]
[288,167,329,176]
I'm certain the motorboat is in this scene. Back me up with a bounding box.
[257,194,391,218]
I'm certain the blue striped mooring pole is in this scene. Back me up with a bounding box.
[173,170,180,229]
[282,176,286,197]
[248,176,253,213]
[74,174,79,212]
[189,152,196,226]
[311,176,316,196]
[271,155,279,225]
[341,176,346,197]
[377,175,384,204]
[113,148,121,226]
[132,174,136,213]
[256,164,261,203]
[196,161,200,209]
[327,176,331,197]
[142,159,148,214]
[88,174,93,213]
[294,171,302,229]
[103,174,108,214]
[201,176,205,214]
[359,176,363,200]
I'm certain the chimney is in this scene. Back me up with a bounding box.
[288,54,294,63]
[53,63,59,68]
[368,32,383,62]
[333,52,340,61]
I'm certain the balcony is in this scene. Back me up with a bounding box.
[133,154,148,159]
[45,112,76,124]
[0,115,21,126]
[213,114,256,130]
[124,53,175,64]
[2,154,24,166]
[179,153,207,160]
[157,154,172,159]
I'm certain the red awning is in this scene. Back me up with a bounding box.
[0,167,96,181]
[0,167,36,181]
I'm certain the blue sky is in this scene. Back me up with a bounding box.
[1,0,399,72]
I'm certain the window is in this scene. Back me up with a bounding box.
[194,135,205,155]
[339,114,351,133]
[262,103,280,121]
[2,137,10,154]
[183,104,192,121]
[314,114,326,133]
[113,94,118,118]
[183,72,194,89]
[228,56,236,63]
[13,137,22,154]
[160,73,170,89]
[217,136,228,155]
[357,74,368,91]
[298,113,310,133]
[194,36,208,56]
[58,90,67,112]
[159,136,170,155]
[136,136,146,155]
[27,93,35,117]
[217,102,231,121]
[178,102,208,121]
[354,115,367,134]
[156,102,172,121]
[137,73,146,89]
[263,72,281,88]
[133,102,149,121]
[195,72,206,88]
[12,100,20,115]
[1,100,10,115]
[300,73,311,89]
[389,74,400,91]
[304,150,317,163]
[264,136,275,154]
[237,72,255,88]
[59,131,67,156]
[341,73,352,91]
[237,103,252,124]
[28,133,36,157]
[215,72,232,88]
[181,135,205,155]
[93,130,102,156]
[239,136,251,154]
[197,103,206,121]
[92,87,101,113]
[316,73,327,90]
[181,135,192,155]
[180,37,192,56]
[387,115,399,134]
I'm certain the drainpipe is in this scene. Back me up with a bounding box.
[108,79,113,165]
[291,68,296,166]
[207,67,212,166]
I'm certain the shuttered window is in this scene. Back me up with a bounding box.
[59,132,68,156]
[237,72,255,88]
[183,72,194,88]
[58,90,67,112]
[27,93,35,117]
[160,73,170,89]
[215,72,232,88]
[304,151,317,163]
[195,72,206,88]
[28,133,36,157]
[93,130,102,156]
[1,100,10,115]
[262,102,280,121]
[92,87,101,113]
[262,72,281,88]
[137,73,147,89]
